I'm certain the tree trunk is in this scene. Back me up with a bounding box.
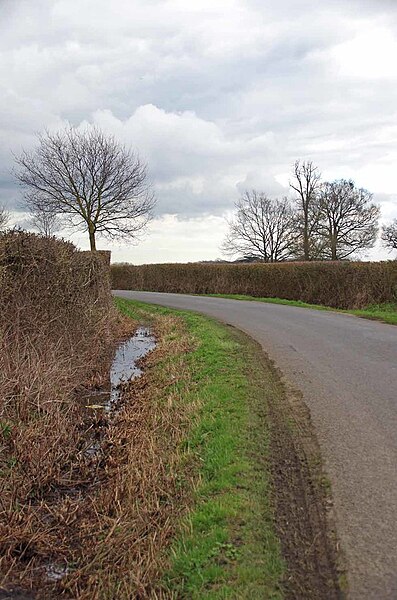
[331,229,337,260]
[303,216,310,261]
[89,226,96,251]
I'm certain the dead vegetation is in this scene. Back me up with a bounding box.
[0,231,115,597]
[0,235,197,598]
[0,312,195,599]
[111,260,397,310]
[60,313,196,599]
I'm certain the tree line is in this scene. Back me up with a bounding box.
[223,160,397,261]
[0,127,395,259]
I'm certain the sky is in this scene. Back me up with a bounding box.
[1,0,397,262]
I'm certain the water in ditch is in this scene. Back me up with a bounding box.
[108,326,156,408]
[41,327,157,584]
[85,326,156,413]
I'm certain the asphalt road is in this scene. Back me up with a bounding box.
[113,291,397,600]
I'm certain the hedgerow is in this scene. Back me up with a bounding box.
[111,260,397,309]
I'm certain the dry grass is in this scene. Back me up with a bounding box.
[58,313,197,600]
[0,236,197,599]
[0,231,124,598]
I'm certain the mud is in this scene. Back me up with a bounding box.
[0,327,156,598]
[0,591,35,600]
[267,378,344,599]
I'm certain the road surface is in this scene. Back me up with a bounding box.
[114,291,397,600]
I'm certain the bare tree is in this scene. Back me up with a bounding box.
[317,179,379,260]
[29,208,62,237]
[0,205,10,230]
[381,219,397,253]
[289,160,322,260]
[222,191,295,262]
[15,126,155,251]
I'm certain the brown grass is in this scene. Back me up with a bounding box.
[0,235,197,598]
[111,260,397,309]
[0,231,118,597]
[59,313,196,600]
[1,312,196,599]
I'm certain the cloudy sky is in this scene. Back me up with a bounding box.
[1,0,397,262]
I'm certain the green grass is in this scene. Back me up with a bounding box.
[349,303,397,325]
[203,294,397,325]
[115,297,285,599]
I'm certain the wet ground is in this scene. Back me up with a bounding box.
[85,326,156,412]
[0,327,156,598]
[109,327,156,406]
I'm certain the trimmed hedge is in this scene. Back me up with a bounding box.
[0,230,112,369]
[111,261,397,309]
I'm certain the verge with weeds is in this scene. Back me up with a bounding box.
[2,270,342,598]
[115,299,342,600]
[115,298,285,599]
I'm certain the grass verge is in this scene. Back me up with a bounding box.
[2,293,341,598]
[202,294,397,325]
[115,297,285,599]
[115,298,342,600]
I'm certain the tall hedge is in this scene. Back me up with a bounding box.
[0,230,112,389]
[111,261,397,309]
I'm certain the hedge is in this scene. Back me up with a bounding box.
[111,261,397,309]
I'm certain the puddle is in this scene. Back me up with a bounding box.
[109,326,156,408]
[84,326,156,413]
[45,562,69,581]
[82,327,156,458]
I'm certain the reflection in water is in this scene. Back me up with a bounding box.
[109,326,156,408]
[45,328,156,583]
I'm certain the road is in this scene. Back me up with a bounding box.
[113,291,397,599]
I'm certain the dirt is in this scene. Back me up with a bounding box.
[0,591,35,599]
[0,324,157,599]
[266,362,344,599]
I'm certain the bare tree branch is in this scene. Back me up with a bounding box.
[317,179,379,259]
[0,205,10,230]
[381,219,397,254]
[29,207,62,237]
[14,126,155,250]
[222,191,295,262]
[289,160,323,260]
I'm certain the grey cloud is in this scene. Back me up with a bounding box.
[1,0,396,228]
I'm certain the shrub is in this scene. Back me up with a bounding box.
[0,231,112,414]
[0,231,115,591]
[111,261,397,309]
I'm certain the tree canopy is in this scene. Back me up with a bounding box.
[15,127,155,250]
[222,191,295,262]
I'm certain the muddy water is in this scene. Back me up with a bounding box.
[85,326,156,413]
[83,326,156,458]
[109,326,156,408]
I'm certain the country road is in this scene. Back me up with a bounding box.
[114,290,397,600]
